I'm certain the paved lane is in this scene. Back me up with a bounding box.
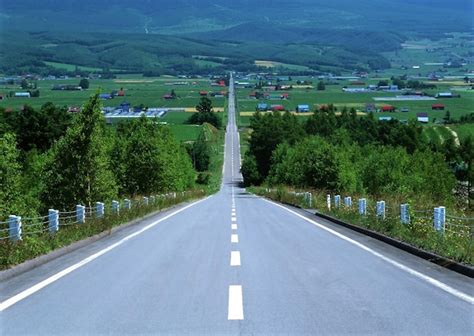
[1,74,472,335]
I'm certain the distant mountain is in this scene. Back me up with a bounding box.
[1,0,472,36]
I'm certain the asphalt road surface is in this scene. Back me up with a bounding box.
[1,75,473,335]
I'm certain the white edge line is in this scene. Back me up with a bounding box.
[0,195,213,312]
[262,198,474,305]
[228,285,244,320]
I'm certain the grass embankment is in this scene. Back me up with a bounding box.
[0,190,206,270]
[250,186,474,265]
[200,123,225,193]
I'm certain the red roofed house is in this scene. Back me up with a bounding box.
[199,91,208,96]
[381,105,395,112]
[271,104,285,111]
[281,93,289,99]
[218,80,225,87]
[432,104,445,110]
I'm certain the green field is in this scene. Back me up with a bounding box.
[235,77,474,126]
[0,76,226,111]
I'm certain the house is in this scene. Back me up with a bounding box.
[99,93,113,100]
[163,94,174,100]
[67,106,80,113]
[199,91,208,96]
[271,104,285,111]
[436,92,460,98]
[400,107,410,112]
[379,117,393,121]
[14,92,30,98]
[281,93,289,99]
[256,103,268,111]
[218,80,226,87]
[432,104,445,110]
[117,90,125,97]
[380,105,395,112]
[365,103,376,112]
[296,104,310,113]
[417,113,429,123]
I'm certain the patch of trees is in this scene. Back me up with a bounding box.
[1,94,196,217]
[187,97,222,129]
[242,109,472,204]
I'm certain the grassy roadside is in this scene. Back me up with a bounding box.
[250,186,474,265]
[0,190,206,270]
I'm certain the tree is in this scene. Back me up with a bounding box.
[317,81,326,91]
[41,93,118,210]
[79,78,90,89]
[170,89,176,99]
[190,131,211,172]
[20,79,29,90]
[0,133,23,218]
[187,97,222,128]
[443,110,451,124]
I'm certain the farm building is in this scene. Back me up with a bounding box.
[117,90,126,97]
[417,113,429,123]
[271,104,285,111]
[99,93,113,100]
[365,103,376,112]
[256,103,268,111]
[281,93,289,99]
[379,117,393,121]
[14,92,30,98]
[296,104,310,113]
[435,92,460,98]
[199,91,208,96]
[432,104,445,110]
[400,107,410,112]
[163,94,174,100]
[380,105,395,112]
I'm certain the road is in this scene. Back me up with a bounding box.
[1,75,473,335]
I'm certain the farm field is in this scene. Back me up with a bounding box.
[0,75,226,111]
[0,75,227,143]
[235,77,474,126]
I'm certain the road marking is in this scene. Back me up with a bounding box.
[232,224,238,230]
[228,285,244,320]
[231,217,237,222]
[0,196,213,312]
[262,198,474,305]
[231,234,239,243]
[230,251,241,266]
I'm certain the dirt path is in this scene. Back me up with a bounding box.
[446,126,461,146]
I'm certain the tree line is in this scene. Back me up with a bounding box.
[242,108,473,206]
[0,94,206,219]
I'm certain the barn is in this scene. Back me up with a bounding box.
[296,104,310,113]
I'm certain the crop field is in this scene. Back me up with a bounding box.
[0,75,226,111]
[0,75,227,143]
[235,76,474,127]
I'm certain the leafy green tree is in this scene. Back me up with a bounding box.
[188,97,222,128]
[317,81,326,91]
[0,133,23,218]
[190,131,211,172]
[20,79,29,90]
[41,93,118,210]
[241,153,262,186]
[79,78,90,89]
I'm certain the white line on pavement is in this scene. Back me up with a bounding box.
[232,224,238,230]
[230,251,241,266]
[231,234,239,243]
[263,198,474,305]
[228,285,244,320]
[231,217,237,222]
[0,196,213,312]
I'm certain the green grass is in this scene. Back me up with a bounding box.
[44,61,109,72]
[450,124,474,141]
[168,124,202,142]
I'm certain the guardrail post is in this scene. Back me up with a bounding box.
[400,204,410,224]
[326,194,331,211]
[358,198,367,215]
[143,197,149,206]
[344,196,352,208]
[124,199,131,210]
[307,192,312,208]
[76,205,85,224]
[48,209,59,233]
[376,201,385,220]
[112,200,120,214]
[8,215,22,241]
[334,195,341,208]
[434,206,445,233]
[96,202,104,218]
